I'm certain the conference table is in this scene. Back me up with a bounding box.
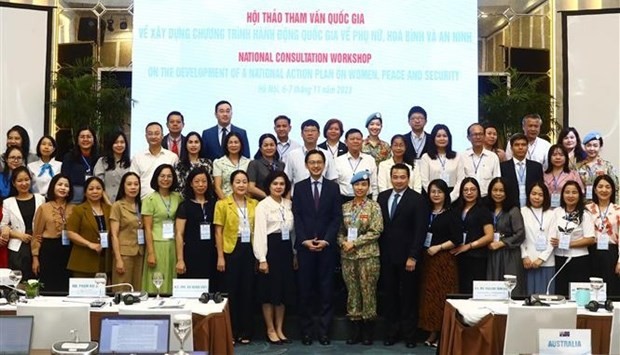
[0,296,234,355]
[440,298,615,355]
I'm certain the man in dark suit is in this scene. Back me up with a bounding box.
[403,106,433,165]
[201,100,250,161]
[161,111,186,158]
[292,149,342,346]
[378,163,429,348]
[500,133,544,207]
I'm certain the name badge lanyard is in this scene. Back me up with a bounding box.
[428,211,440,231]
[235,198,249,230]
[552,172,565,194]
[438,155,447,172]
[136,203,143,228]
[348,157,362,173]
[471,155,483,175]
[159,194,173,219]
[201,203,209,223]
[278,143,290,157]
[461,209,468,244]
[528,207,545,232]
[598,204,611,233]
[82,155,92,175]
[93,210,106,232]
[412,134,424,159]
[493,211,502,232]
[526,140,537,160]
[279,204,289,233]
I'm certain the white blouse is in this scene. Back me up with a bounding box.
[28,159,62,195]
[520,206,557,267]
[252,196,294,262]
[550,207,595,258]
[419,152,465,201]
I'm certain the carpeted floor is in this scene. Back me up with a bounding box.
[233,340,439,354]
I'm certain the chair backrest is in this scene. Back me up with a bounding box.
[503,304,577,355]
[16,302,90,350]
[118,306,193,352]
[611,305,620,355]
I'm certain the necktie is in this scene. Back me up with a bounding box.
[38,163,53,177]
[171,139,179,156]
[390,193,400,219]
[313,181,320,210]
[518,162,525,183]
[221,128,228,148]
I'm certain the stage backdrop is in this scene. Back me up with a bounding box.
[563,9,620,170]
[131,0,477,154]
[0,3,52,150]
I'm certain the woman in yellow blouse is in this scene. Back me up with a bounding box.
[110,172,144,291]
[66,177,112,277]
[32,174,74,292]
[214,170,258,344]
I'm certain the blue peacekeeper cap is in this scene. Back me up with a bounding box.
[351,170,370,184]
[365,112,382,127]
[582,131,601,145]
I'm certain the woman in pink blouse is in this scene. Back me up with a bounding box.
[543,144,584,208]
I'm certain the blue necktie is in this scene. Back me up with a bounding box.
[38,163,54,177]
[390,193,400,219]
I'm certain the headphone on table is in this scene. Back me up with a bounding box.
[523,295,550,307]
[113,292,141,305]
[199,292,225,304]
[585,299,614,312]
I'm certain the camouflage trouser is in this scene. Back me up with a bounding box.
[341,257,380,320]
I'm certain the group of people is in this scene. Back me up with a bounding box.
[0,101,618,349]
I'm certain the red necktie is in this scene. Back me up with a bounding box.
[171,139,179,156]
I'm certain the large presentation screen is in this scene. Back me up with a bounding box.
[132,0,477,154]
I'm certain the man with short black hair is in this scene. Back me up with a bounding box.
[293,149,342,346]
[500,133,544,207]
[284,119,337,188]
[378,163,428,348]
[504,113,551,169]
[334,128,378,202]
[131,122,179,199]
[201,100,250,161]
[273,115,301,161]
[403,106,433,165]
[162,111,185,157]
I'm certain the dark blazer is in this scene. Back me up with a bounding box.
[162,133,185,150]
[500,159,544,207]
[318,141,348,157]
[378,188,429,264]
[66,202,112,274]
[292,178,342,249]
[201,125,250,161]
[403,131,432,165]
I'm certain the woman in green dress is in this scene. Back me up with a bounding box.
[141,164,183,294]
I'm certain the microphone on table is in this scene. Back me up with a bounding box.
[105,283,148,302]
[533,256,572,304]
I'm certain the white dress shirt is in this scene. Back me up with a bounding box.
[130,148,179,199]
[284,146,337,187]
[520,206,557,267]
[462,148,500,197]
[28,159,62,195]
[334,152,378,199]
[277,139,301,161]
[377,158,421,193]
[505,137,551,169]
[253,196,294,262]
[419,152,465,202]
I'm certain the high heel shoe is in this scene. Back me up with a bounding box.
[266,334,282,345]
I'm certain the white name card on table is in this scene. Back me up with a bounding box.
[172,279,209,298]
[69,278,103,297]
[538,329,591,355]
[569,282,607,302]
[473,281,507,300]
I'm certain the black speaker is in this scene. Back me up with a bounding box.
[585,299,614,313]
[199,292,225,304]
[77,17,105,43]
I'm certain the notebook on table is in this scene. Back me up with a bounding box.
[98,315,170,355]
[0,315,33,355]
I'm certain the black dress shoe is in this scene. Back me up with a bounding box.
[266,335,282,345]
[406,341,417,348]
[383,338,396,346]
[279,337,292,344]
[319,336,331,345]
[301,335,313,345]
